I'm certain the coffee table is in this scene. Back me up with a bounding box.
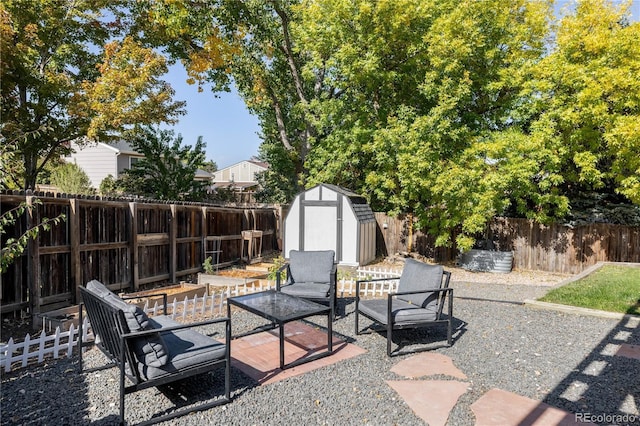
[227,290,333,369]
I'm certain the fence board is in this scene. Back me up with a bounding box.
[0,192,280,316]
[375,214,640,274]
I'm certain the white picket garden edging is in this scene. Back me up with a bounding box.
[1,267,401,373]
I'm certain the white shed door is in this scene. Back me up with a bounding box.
[303,205,337,251]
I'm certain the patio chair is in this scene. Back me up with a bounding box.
[276,250,338,320]
[354,258,453,356]
[78,280,231,425]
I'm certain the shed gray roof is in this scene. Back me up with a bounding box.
[320,184,375,223]
[352,203,376,223]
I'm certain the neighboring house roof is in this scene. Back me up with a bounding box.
[247,159,269,168]
[106,141,141,156]
[195,169,213,180]
[211,160,268,191]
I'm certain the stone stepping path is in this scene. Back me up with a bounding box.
[390,352,467,380]
[470,388,595,426]
[616,343,640,360]
[387,380,469,426]
[386,352,599,425]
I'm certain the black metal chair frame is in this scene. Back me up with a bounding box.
[78,287,231,426]
[275,262,338,320]
[354,271,453,356]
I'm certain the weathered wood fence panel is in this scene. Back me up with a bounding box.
[0,193,280,316]
[489,218,640,274]
[375,213,640,274]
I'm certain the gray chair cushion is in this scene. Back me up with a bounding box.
[279,282,331,299]
[288,250,334,284]
[84,280,168,367]
[397,259,443,309]
[358,299,437,326]
[137,316,227,380]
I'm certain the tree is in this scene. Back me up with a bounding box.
[115,127,208,201]
[49,161,94,195]
[129,0,639,250]
[296,0,555,249]
[526,0,640,204]
[98,174,118,197]
[0,1,185,190]
[1,199,65,273]
[134,0,327,201]
[201,160,218,174]
[297,0,640,250]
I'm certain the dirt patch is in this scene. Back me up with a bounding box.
[216,268,268,279]
[360,255,571,287]
[2,258,570,342]
[1,316,34,342]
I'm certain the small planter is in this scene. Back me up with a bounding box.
[458,249,514,273]
[198,271,269,295]
[125,282,207,306]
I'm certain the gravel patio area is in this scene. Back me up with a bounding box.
[2,273,639,425]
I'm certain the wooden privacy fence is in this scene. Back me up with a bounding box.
[375,213,640,274]
[0,192,282,316]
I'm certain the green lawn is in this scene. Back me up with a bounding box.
[539,265,640,315]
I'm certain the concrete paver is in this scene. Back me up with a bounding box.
[470,388,596,426]
[228,321,366,385]
[387,380,469,426]
[390,352,467,380]
[616,343,640,360]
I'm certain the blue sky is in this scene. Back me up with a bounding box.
[164,64,262,169]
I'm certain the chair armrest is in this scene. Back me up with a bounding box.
[387,288,454,324]
[356,277,400,284]
[391,287,452,297]
[355,277,400,301]
[329,263,337,297]
[275,263,291,290]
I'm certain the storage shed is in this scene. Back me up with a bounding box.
[283,184,376,266]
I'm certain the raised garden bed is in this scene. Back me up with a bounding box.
[198,265,272,294]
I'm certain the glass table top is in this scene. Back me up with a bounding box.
[228,290,329,322]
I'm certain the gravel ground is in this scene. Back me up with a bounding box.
[2,273,639,425]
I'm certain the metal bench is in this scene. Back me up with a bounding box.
[78,280,231,425]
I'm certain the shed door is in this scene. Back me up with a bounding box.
[302,205,337,253]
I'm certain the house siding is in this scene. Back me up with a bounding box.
[66,142,118,188]
[212,161,267,183]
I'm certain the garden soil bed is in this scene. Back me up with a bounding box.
[2,259,570,342]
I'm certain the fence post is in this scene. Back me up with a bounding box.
[26,194,41,322]
[70,198,81,303]
[129,202,139,291]
[170,204,177,284]
[3,338,15,372]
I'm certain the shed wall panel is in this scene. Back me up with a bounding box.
[282,184,376,265]
[306,186,321,200]
[322,187,338,201]
[284,197,301,256]
[303,206,337,251]
[341,202,358,264]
